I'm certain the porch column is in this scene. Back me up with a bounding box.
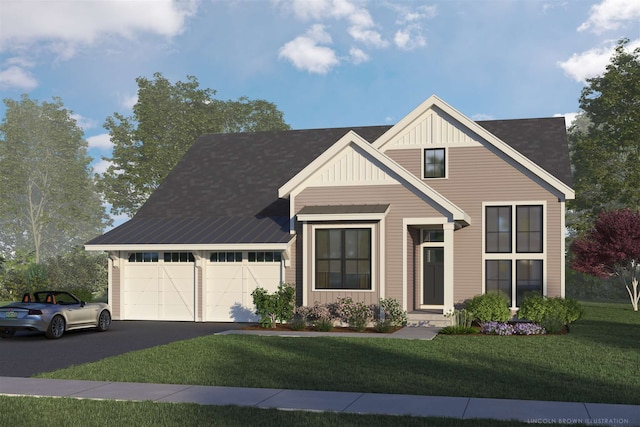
[443,223,455,313]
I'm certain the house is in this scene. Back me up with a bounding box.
[85,96,574,322]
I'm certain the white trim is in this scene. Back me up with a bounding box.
[85,243,289,252]
[560,201,566,298]
[481,201,547,309]
[297,212,387,222]
[279,130,470,226]
[422,147,448,180]
[373,95,575,201]
[309,223,377,293]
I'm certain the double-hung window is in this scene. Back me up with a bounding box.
[485,204,544,307]
[315,228,371,290]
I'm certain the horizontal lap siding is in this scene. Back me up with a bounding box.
[112,259,121,319]
[386,147,565,303]
[295,185,443,306]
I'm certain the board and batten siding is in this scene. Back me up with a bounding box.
[385,145,565,303]
[294,185,445,306]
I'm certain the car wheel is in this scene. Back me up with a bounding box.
[97,310,111,332]
[45,315,65,339]
[0,329,15,339]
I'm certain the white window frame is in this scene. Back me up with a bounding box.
[481,201,547,309]
[422,147,448,180]
[310,223,377,293]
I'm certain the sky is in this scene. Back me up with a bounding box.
[1,0,640,226]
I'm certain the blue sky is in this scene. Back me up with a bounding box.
[1,0,639,225]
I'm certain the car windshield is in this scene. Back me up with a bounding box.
[33,292,79,305]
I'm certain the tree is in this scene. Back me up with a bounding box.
[568,39,640,233]
[571,209,640,311]
[98,73,290,217]
[46,247,108,302]
[0,95,110,263]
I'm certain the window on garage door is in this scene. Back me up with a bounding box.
[248,251,282,262]
[164,252,195,262]
[128,252,158,262]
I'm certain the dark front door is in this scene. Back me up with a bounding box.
[423,247,444,305]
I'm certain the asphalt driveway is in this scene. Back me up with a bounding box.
[0,321,244,377]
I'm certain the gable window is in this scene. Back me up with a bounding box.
[128,252,158,263]
[484,203,545,307]
[424,148,446,178]
[164,252,195,262]
[315,228,371,290]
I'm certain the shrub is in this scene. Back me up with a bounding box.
[518,294,584,328]
[307,303,334,331]
[465,292,511,323]
[251,283,295,328]
[334,297,373,331]
[289,306,309,331]
[373,298,407,332]
[445,308,474,327]
[439,325,478,335]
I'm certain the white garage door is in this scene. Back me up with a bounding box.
[123,252,195,321]
[205,251,282,322]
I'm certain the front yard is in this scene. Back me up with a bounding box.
[36,302,639,405]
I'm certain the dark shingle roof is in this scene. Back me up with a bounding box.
[87,118,571,246]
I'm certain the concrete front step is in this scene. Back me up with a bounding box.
[406,311,453,327]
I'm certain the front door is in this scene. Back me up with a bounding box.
[423,247,444,305]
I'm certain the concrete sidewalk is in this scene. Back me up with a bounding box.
[0,376,638,426]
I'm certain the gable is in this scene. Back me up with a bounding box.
[374,95,574,200]
[279,130,470,225]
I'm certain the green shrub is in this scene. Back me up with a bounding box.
[465,292,511,322]
[374,298,407,331]
[334,297,373,331]
[250,283,295,328]
[445,308,474,327]
[518,294,584,327]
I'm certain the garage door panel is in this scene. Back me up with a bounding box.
[123,264,195,321]
[206,263,281,322]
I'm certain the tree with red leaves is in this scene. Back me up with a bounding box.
[571,209,640,311]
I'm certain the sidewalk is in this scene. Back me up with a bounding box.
[0,376,638,426]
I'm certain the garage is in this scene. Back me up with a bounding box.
[122,252,196,321]
[205,251,283,322]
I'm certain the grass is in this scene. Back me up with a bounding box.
[0,396,586,427]
[37,301,640,405]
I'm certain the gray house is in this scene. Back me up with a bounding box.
[86,96,574,322]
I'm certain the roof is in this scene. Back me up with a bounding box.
[86,118,572,247]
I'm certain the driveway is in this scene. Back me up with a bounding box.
[0,321,244,377]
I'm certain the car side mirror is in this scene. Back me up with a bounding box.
[80,301,86,307]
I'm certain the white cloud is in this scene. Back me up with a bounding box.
[87,133,114,151]
[554,112,579,128]
[578,0,640,33]
[278,24,339,74]
[72,114,98,131]
[558,39,640,82]
[0,65,37,90]
[394,28,426,51]
[92,159,113,175]
[120,93,139,110]
[0,0,199,57]
[349,47,369,64]
[472,113,495,121]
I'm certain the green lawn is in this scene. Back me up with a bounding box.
[37,302,640,405]
[0,396,587,427]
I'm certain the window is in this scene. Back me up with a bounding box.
[164,252,195,262]
[315,228,371,290]
[422,229,444,243]
[486,260,512,302]
[486,206,512,253]
[210,252,242,262]
[248,251,282,262]
[484,204,544,307]
[516,206,543,253]
[516,260,543,306]
[424,148,446,178]
[128,252,158,262]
